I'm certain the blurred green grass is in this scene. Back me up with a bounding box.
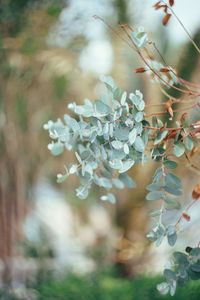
[34,271,200,300]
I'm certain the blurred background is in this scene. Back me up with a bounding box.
[0,0,200,299]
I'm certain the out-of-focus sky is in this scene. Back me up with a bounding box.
[50,0,200,44]
[48,0,200,74]
[135,0,200,44]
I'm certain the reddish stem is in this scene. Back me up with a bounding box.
[175,199,198,227]
[145,102,199,118]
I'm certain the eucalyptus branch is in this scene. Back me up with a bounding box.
[45,13,200,296]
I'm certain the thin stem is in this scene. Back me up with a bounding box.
[145,102,199,118]
[145,91,200,108]
[145,97,199,109]
[159,159,166,224]
[95,15,198,96]
[173,102,199,113]
[143,123,197,131]
[145,103,166,108]
[184,152,200,173]
[148,42,192,92]
[159,87,200,103]
[148,41,200,90]
[94,16,193,95]
[178,77,200,90]
[175,199,199,228]
[186,199,198,212]
[159,86,177,101]
[121,25,193,95]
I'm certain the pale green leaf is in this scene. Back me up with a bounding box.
[111,140,123,150]
[48,142,64,156]
[146,182,165,191]
[163,160,178,169]
[94,100,112,115]
[129,128,137,145]
[154,130,168,145]
[185,136,194,151]
[146,191,165,200]
[112,178,124,189]
[173,142,185,157]
[119,173,136,188]
[133,136,145,152]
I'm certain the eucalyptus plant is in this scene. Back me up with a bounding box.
[44,0,200,296]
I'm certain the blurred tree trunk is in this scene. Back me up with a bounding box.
[0,82,27,283]
[0,1,67,285]
[114,0,128,24]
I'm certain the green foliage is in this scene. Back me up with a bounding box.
[53,75,68,100]
[158,247,200,296]
[30,270,200,300]
[20,38,37,56]
[14,94,28,131]
[0,0,37,36]
[114,0,128,23]
[47,5,62,18]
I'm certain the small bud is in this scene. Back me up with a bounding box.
[163,14,172,26]
[135,67,146,73]
[182,211,191,222]
[159,68,170,72]
[192,184,200,200]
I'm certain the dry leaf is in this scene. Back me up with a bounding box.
[166,100,173,118]
[190,146,198,157]
[165,130,178,140]
[180,113,188,126]
[182,212,191,222]
[193,120,200,128]
[154,2,162,10]
[160,123,167,133]
[160,68,170,72]
[135,67,146,73]
[163,13,172,26]
[148,55,155,60]
[192,184,200,200]
[154,1,161,8]
[154,4,168,11]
